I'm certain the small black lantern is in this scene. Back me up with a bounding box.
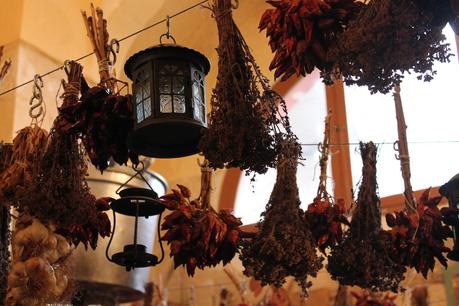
[124,36,210,158]
[439,173,459,261]
[106,163,165,271]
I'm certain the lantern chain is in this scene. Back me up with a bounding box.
[0,0,209,97]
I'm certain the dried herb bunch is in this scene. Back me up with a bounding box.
[327,142,405,292]
[0,126,48,203]
[19,62,111,250]
[0,143,13,305]
[325,0,453,94]
[352,291,397,306]
[385,188,453,278]
[200,0,293,175]
[160,161,245,276]
[259,0,364,81]
[304,114,349,253]
[240,138,323,296]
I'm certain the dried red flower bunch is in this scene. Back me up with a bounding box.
[18,62,111,250]
[326,0,453,94]
[259,0,364,81]
[240,138,323,296]
[352,291,397,306]
[160,164,244,276]
[327,142,405,292]
[200,0,293,175]
[385,188,453,278]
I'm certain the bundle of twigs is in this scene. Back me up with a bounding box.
[200,0,293,175]
[327,0,452,94]
[240,138,323,296]
[327,142,405,292]
[19,62,110,250]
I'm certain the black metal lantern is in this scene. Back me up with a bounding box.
[106,163,165,271]
[439,173,459,261]
[124,37,210,158]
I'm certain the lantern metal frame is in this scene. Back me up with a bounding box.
[124,38,211,158]
[105,162,165,271]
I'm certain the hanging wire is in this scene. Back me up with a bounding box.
[0,0,209,97]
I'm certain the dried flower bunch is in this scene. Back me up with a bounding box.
[385,188,453,278]
[200,0,293,175]
[19,62,111,250]
[160,161,244,276]
[0,143,13,305]
[325,0,453,94]
[56,4,138,171]
[327,142,405,292]
[259,0,364,81]
[240,138,323,296]
[304,114,349,253]
[352,291,397,306]
[7,214,75,306]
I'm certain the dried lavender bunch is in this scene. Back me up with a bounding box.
[324,0,453,94]
[240,138,323,296]
[200,0,292,175]
[19,62,110,250]
[327,142,405,292]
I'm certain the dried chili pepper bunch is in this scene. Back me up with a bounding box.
[56,4,138,171]
[0,143,13,305]
[200,0,293,175]
[327,142,405,292]
[352,291,397,306]
[19,62,111,250]
[304,114,349,253]
[0,126,48,203]
[240,138,323,296]
[160,161,244,276]
[326,0,452,94]
[385,188,453,278]
[259,0,364,81]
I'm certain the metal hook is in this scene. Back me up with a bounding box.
[63,60,72,77]
[109,39,120,65]
[159,15,176,45]
[29,74,44,120]
[393,140,400,160]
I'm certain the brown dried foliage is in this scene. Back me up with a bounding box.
[18,62,110,250]
[259,0,364,81]
[385,188,453,278]
[160,175,243,276]
[200,0,293,175]
[240,138,323,296]
[327,142,405,292]
[325,0,453,94]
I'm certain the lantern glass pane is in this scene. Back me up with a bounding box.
[160,95,173,113]
[173,76,185,95]
[137,102,144,123]
[143,98,151,118]
[160,64,177,75]
[173,95,186,113]
[159,76,171,94]
[143,80,150,99]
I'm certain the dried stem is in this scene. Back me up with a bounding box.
[198,159,213,210]
[316,112,332,201]
[0,46,11,83]
[393,85,416,213]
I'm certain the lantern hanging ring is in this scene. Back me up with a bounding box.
[160,15,176,45]
[29,74,45,122]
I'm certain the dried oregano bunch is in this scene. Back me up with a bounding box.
[259,0,364,81]
[240,138,323,296]
[200,0,293,175]
[324,0,453,94]
[327,142,405,292]
[19,62,110,250]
